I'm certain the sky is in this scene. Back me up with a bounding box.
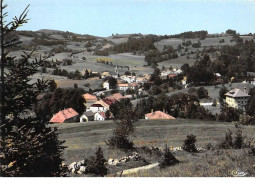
[5,0,255,37]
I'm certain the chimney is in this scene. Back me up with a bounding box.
[244,87,247,94]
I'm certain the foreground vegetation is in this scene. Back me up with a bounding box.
[57,119,255,176]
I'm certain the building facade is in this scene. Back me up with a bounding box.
[225,88,250,111]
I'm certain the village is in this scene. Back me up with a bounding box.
[47,66,252,125]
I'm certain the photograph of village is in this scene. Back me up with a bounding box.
[1,0,255,179]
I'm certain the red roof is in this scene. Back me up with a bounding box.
[168,74,177,78]
[99,112,106,119]
[145,111,175,120]
[102,98,118,106]
[49,108,78,123]
[118,83,129,87]
[83,93,97,101]
[108,93,124,101]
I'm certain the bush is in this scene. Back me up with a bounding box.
[197,87,208,99]
[106,123,134,150]
[248,146,255,156]
[218,129,252,149]
[183,134,198,153]
[218,130,234,149]
[206,142,214,150]
[239,115,255,125]
[159,144,179,168]
[85,147,108,176]
[218,107,240,122]
[107,131,134,150]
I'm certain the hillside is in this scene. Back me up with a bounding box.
[7,30,254,90]
[54,119,255,176]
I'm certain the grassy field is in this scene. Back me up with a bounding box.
[56,119,255,176]
[157,56,196,69]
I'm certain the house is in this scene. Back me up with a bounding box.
[145,111,176,120]
[136,77,146,83]
[94,100,111,110]
[181,76,187,85]
[200,102,214,110]
[161,70,172,78]
[225,88,250,111]
[50,108,79,123]
[80,111,94,122]
[101,72,111,78]
[102,98,118,107]
[94,112,106,121]
[214,73,222,82]
[174,68,183,74]
[90,103,106,113]
[107,93,124,101]
[103,81,110,90]
[117,83,129,91]
[82,93,98,103]
[120,75,136,83]
[94,98,118,110]
[117,82,139,91]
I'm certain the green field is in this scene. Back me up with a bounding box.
[56,119,255,176]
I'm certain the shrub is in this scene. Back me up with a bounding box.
[218,130,234,149]
[218,129,252,149]
[206,142,214,150]
[239,115,255,125]
[85,147,108,176]
[197,87,208,99]
[159,144,179,168]
[106,127,134,150]
[183,134,198,153]
[248,146,255,156]
[218,107,240,122]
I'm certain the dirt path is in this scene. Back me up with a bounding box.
[113,163,159,177]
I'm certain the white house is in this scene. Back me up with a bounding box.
[103,81,110,90]
[117,82,139,91]
[120,75,136,83]
[94,112,106,121]
[174,68,183,74]
[161,70,173,78]
[181,76,187,85]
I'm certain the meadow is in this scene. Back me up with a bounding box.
[55,119,255,176]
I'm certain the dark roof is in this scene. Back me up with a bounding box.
[84,111,94,117]
[90,104,104,107]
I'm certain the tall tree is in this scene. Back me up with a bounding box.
[0,1,66,176]
[107,99,138,149]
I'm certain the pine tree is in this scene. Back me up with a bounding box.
[107,99,138,150]
[0,1,66,176]
[84,69,90,79]
[159,144,179,168]
[86,147,108,176]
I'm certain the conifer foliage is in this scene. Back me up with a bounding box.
[0,1,66,176]
[86,147,108,176]
[159,144,179,168]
